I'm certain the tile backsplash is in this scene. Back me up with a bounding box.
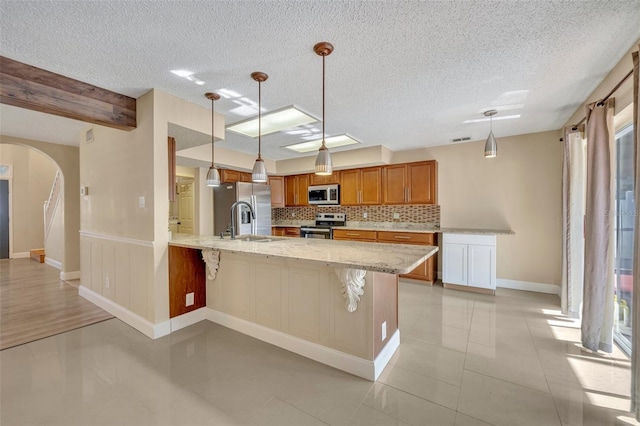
[272,204,440,224]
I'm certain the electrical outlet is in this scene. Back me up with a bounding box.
[393,212,400,219]
[138,196,145,208]
[186,292,194,307]
[363,212,367,218]
[105,277,110,288]
[381,321,387,341]
[292,212,296,217]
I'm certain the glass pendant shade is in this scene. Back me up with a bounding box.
[484,130,497,158]
[314,41,334,176]
[314,145,333,175]
[206,165,221,187]
[252,158,268,183]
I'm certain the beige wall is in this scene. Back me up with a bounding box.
[1,136,81,273]
[393,131,563,286]
[45,196,65,267]
[0,143,58,255]
[81,89,225,326]
[272,131,563,287]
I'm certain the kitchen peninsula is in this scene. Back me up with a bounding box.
[169,236,437,380]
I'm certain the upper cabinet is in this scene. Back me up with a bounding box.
[340,167,382,206]
[268,176,285,208]
[285,174,309,206]
[382,160,437,205]
[220,169,252,183]
[309,171,341,186]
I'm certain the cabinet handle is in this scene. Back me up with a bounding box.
[407,187,411,201]
[394,235,410,239]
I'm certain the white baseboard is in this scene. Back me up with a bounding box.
[79,285,171,339]
[374,330,400,380]
[206,308,379,381]
[11,252,29,259]
[45,257,62,270]
[496,278,560,295]
[170,308,209,332]
[60,270,81,280]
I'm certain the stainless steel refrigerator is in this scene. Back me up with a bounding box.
[214,182,272,237]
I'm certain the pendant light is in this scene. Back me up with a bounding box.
[484,110,498,158]
[314,41,334,175]
[251,71,268,183]
[205,92,221,186]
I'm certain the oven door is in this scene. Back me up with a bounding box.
[300,227,332,239]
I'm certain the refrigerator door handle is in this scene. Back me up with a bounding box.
[251,194,257,235]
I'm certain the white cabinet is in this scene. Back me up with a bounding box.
[442,233,496,292]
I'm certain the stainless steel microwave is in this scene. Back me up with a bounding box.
[308,184,340,205]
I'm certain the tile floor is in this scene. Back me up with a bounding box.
[1,281,637,426]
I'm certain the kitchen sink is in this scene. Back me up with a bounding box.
[238,235,285,243]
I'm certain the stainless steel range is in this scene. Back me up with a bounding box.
[300,213,346,239]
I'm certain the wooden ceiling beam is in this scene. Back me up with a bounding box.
[0,56,136,131]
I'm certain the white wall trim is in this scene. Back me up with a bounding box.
[79,285,171,339]
[373,330,400,380]
[206,308,377,381]
[170,308,209,332]
[60,270,80,280]
[79,230,154,248]
[11,251,29,259]
[496,278,560,295]
[45,257,62,270]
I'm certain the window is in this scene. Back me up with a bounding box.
[613,124,634,355]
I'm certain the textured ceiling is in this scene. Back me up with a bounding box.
[1,1,639,161]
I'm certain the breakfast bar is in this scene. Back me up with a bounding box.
[168,236,437,380]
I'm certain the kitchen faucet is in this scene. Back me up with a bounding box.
[229,201,255,239]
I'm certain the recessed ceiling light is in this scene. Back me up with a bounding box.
[170,69,194,78]
[226,106,318,138]
[283,134,360,153]
[170,69,205,85]
[463,114,521,124]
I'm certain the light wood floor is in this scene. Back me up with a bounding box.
[0,258,113,350]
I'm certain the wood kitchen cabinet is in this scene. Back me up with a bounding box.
[272,226,300,237]
[220,168,252,183]
[377,231,437,283]
[309,171,340,185]
[332,229,377,242]
[268,176,285,208]
[285,174,309,206]
[382,161,437,205]
[340,167,382,206]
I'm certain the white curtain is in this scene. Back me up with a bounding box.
[581,98,615,353]
[630,46,639,422]
[561,127,586,318]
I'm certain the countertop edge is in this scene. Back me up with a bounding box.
[169,238,437,274]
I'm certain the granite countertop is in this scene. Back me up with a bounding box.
[169,234,437,274]
[271,221,313,228]
[439,228,515,235]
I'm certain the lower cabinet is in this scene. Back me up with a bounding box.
[442,233,496,293]
[332,229,377,242]
[272,226,300,237]
[333,229,437,283]
[377,231,437,283]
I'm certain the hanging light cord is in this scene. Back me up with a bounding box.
[322,53,326,148]
[258,79,262,160]
[211,99,215,166]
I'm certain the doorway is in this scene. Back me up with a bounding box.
[169,177,195,235]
